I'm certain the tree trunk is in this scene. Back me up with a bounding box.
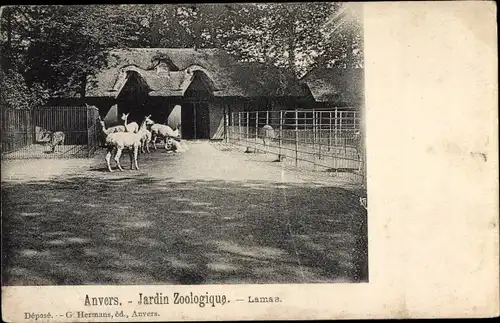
[288,39,296,76]
[79,74,87,98]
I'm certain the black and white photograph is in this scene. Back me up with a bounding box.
[1,3,367,288]
[1,1,499,321]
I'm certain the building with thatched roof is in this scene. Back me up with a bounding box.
[300,68,365,109]
[45,48,364,140]
[79,48,311,139]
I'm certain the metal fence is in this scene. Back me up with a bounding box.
[227,109,366,184]
[1,105,101,159]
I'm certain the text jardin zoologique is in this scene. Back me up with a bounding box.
[134,292,282,306]
[84,293,282,308]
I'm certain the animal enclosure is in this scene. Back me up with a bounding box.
[227,108,366,184]
[1,105,101,159]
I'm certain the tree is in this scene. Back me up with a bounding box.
[1,5,126,99]
[0,4,364,107]
[107,5,193,48]
[0,6,48,108]
[320,3,364,69]
[200,3,362,77]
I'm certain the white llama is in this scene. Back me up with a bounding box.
[101,118,148,172]
[138,115,154,153]
[148,117,181,150]
[121,113,139,133]
[260,124,275,153]
[48,131,66,153]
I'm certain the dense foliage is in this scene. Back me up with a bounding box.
[0,4,363,108]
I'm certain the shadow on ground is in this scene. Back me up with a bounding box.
[2,172,367,285]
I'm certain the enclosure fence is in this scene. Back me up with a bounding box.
[227,109,366,184]
[1,105,101,159]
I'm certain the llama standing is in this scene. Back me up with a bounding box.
[138,115,154,153]
[148,117,181,150]
[101,118,147,172]
[97,116,121,148]
[98,115,126,134]
[121,113,139,133]
[97,113,138,134]
[48,131,65,153]
[260,124,275,153]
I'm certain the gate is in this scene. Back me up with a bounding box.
[1,105,32,155]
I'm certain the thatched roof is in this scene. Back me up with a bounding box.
[301,68,364,106]
[86,48,306,98]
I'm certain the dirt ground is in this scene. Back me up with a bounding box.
[1,141,368,285]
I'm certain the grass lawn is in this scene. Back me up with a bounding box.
[1,142,368,285]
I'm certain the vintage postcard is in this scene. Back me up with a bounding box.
[1,1,498,321]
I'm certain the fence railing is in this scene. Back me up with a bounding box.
[1,106,32,155]
[227,109,366,184]
[1,105,101,159]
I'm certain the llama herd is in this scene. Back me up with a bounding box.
[97,111,183,172]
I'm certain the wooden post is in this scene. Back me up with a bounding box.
[340,110,346,157]
[266,110,269,125]
[238,112,242,142]
[295,110,299,167]
[328,111,332,152]
[279,110,283,160]
[312,109,316,170]
[334,108,338,148]
[318,111,322,161]
[334,108,338,170]
[223,102,227,143]
[27,108,33,145]
[87,108,91,157]
[246,111,250,149]
[255,111,259,152]
[353,111,357,132]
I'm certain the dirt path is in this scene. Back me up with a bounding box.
[2,141,367,285]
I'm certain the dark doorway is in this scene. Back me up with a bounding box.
[181,70,214,139]
[116,72,150,122]
[181,102,210,139]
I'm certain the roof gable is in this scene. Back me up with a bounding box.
[86,48,308,98]
[301,68,365,105]
[116,71,152,99]
[184,71,216,100]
